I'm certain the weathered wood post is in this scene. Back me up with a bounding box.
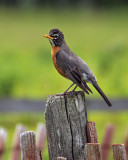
[112,144,127,160]
[45,91,88,160]
[20,131,37,160]
[85,143,102,160]
[86,121,98,143]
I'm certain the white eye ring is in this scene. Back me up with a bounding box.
[54,34,59,36]
[53,34,59,39]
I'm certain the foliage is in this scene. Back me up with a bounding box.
[0,8,128,98]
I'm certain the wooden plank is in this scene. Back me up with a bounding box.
[85,143,102,160]
[87,121,98,143]
[101,124,115,160]
[0,128,7,160]
[112,144,127,160]
[45,91,88,160]
[20,131,37,160]
[36,123,46,160]
[10,124,26,160]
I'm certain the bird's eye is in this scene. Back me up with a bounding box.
[52,34,59,39]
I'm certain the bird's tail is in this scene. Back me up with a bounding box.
[93,83,112,107]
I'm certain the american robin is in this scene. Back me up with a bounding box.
[44,28,112,107]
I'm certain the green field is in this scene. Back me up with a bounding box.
[0,7,128,99]
[0,111,128,159]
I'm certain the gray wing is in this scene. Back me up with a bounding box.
[56,50,93,94]
[74,55,97,84]
[56,50,112,107]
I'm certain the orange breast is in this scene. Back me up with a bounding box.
[51,46,67,78]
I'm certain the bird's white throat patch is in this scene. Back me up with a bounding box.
[49,39,55,46]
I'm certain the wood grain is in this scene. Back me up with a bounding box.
[45,91,88,160]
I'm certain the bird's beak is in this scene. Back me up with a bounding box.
[43,35,54,39]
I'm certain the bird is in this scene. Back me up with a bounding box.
[44,28,112,107]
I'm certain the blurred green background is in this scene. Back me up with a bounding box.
[0,7,128,99]
[0,0,128,159]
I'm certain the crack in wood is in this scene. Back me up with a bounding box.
[45,91,88,160]
[64,95,74,159]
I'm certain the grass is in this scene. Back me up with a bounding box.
[0,7,128,99]
[0,111,128,159]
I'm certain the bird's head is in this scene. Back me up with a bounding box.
[44,28,64,47]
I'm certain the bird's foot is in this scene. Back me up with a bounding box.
[55,91,75,96]
[63,90,76,95]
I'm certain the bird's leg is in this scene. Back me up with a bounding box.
[72,85,77,91]
[64,82,74,94]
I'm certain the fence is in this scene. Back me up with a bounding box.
[0,123,46,160]
[18,122,128,160]
[0,91,128,159]
[0,122,128,159]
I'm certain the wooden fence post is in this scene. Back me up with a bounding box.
[10,124,26,160]
[101,124,115,160]
[112,144,127,160]
[85,143,102,160]
[20,131,37,160]
[36,123,46,160]
[0,128,7,160]
[87,121,98,143]
[45,91,88,160]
